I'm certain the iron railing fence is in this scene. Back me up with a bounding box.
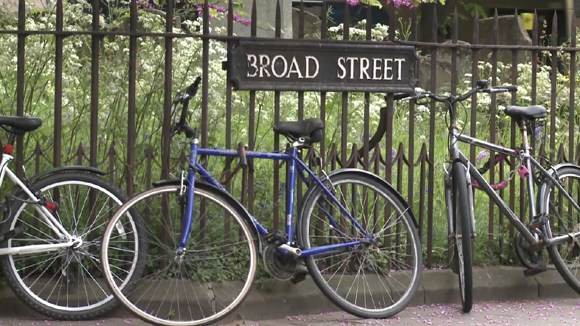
[0,0,577,267]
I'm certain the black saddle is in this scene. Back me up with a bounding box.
[504,105,547,121]
[0,116,42,134]
[273,118,324,144]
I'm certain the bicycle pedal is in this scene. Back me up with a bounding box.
[290,265,309,284]
[523,265,547,277]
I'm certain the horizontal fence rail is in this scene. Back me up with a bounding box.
[0,0,578,268]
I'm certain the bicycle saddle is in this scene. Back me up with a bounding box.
[0,116,42,133]
[504,105,547,121]
[273,118,324,143]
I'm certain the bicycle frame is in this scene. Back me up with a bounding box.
[0,153,76,256]
[176,137,372,258]
[447,108,580,247]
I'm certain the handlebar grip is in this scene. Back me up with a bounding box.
[393,93,413,101]
[501,85,518,92]
[186,77,202,97]
[178,77,202,126]
[486,85,518,93]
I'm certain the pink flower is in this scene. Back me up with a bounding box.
[347,0,361,5]
[195,3,252,27]
[387,0,415,8]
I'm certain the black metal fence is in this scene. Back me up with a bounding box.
[0,0,578,267]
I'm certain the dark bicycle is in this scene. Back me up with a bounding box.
[396,80,580,312]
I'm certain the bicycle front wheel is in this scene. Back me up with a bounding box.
[0,173,135,320]
[101,183,257,326]
[452,162,473,313]
[298,169,422,319]
[540,165,580,294]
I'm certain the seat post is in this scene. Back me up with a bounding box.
[3,131,16,155]
[520,120,530,153]
[519,119,538,218]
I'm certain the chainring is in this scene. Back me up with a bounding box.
[514,231,544,269]
[262,244,296,281]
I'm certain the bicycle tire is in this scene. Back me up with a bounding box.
[101,183,257,326]
[0,172,142,320]
[539,165,580,294]
[452,162,473,313]
[298,169,422,319]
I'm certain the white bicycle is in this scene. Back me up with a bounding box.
[0,116,145,319]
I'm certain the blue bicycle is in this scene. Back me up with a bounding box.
[100,77,422,325]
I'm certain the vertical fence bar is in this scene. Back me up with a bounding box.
[320,0,328,170]
[450,7,458,95]
[15,0,26,173]
[340,0,350,168]
[202,0,210,148]
[508,10,520,237]
[296,1,304,203]
[362,3,372,170]
[272,0,282,230]
[318,1,329,247]
[384,0,395,183]
[407,7,417,238]
[487,9,499,252]
[160,0,176,264]
[467,9,479,263]
[245,0,257,221]
[90,0,101,169]
[161,0,175,181]
[549,11,558,162]
[470,11,479,163]
[108,143,116,186]
[199,0,210,158]
[126,0,138,195]
[224,0,235,234]
[53,0,63,168]
[417,144,428,251]
[425,6,438,268]
[531,10,539,108]
[569,13,576,161]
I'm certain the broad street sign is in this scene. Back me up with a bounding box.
[227,39,418,92]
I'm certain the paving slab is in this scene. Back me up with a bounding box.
[0,266,576,323]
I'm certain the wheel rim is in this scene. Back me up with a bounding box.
[102,186,257,326]
[545,172,580,287]
[302,176,421,316]
[7,180,124,312]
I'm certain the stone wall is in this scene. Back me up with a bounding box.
[478,15,532,64]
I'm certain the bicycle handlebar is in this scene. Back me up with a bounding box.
[394,81,517,106]
[173,77,201,138]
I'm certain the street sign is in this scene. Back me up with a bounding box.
[227,39,418,92]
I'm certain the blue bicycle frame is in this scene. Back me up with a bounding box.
[176,137,372,258]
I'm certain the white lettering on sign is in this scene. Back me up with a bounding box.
[247,54,319,79]
[337,57,406,80]
[246,53,407,81]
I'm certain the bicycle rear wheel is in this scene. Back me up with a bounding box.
[101,183,257,326]
[0,172,138,320]
[452,162,473,313]
[540,165,580,294]
[298,169,422,319]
